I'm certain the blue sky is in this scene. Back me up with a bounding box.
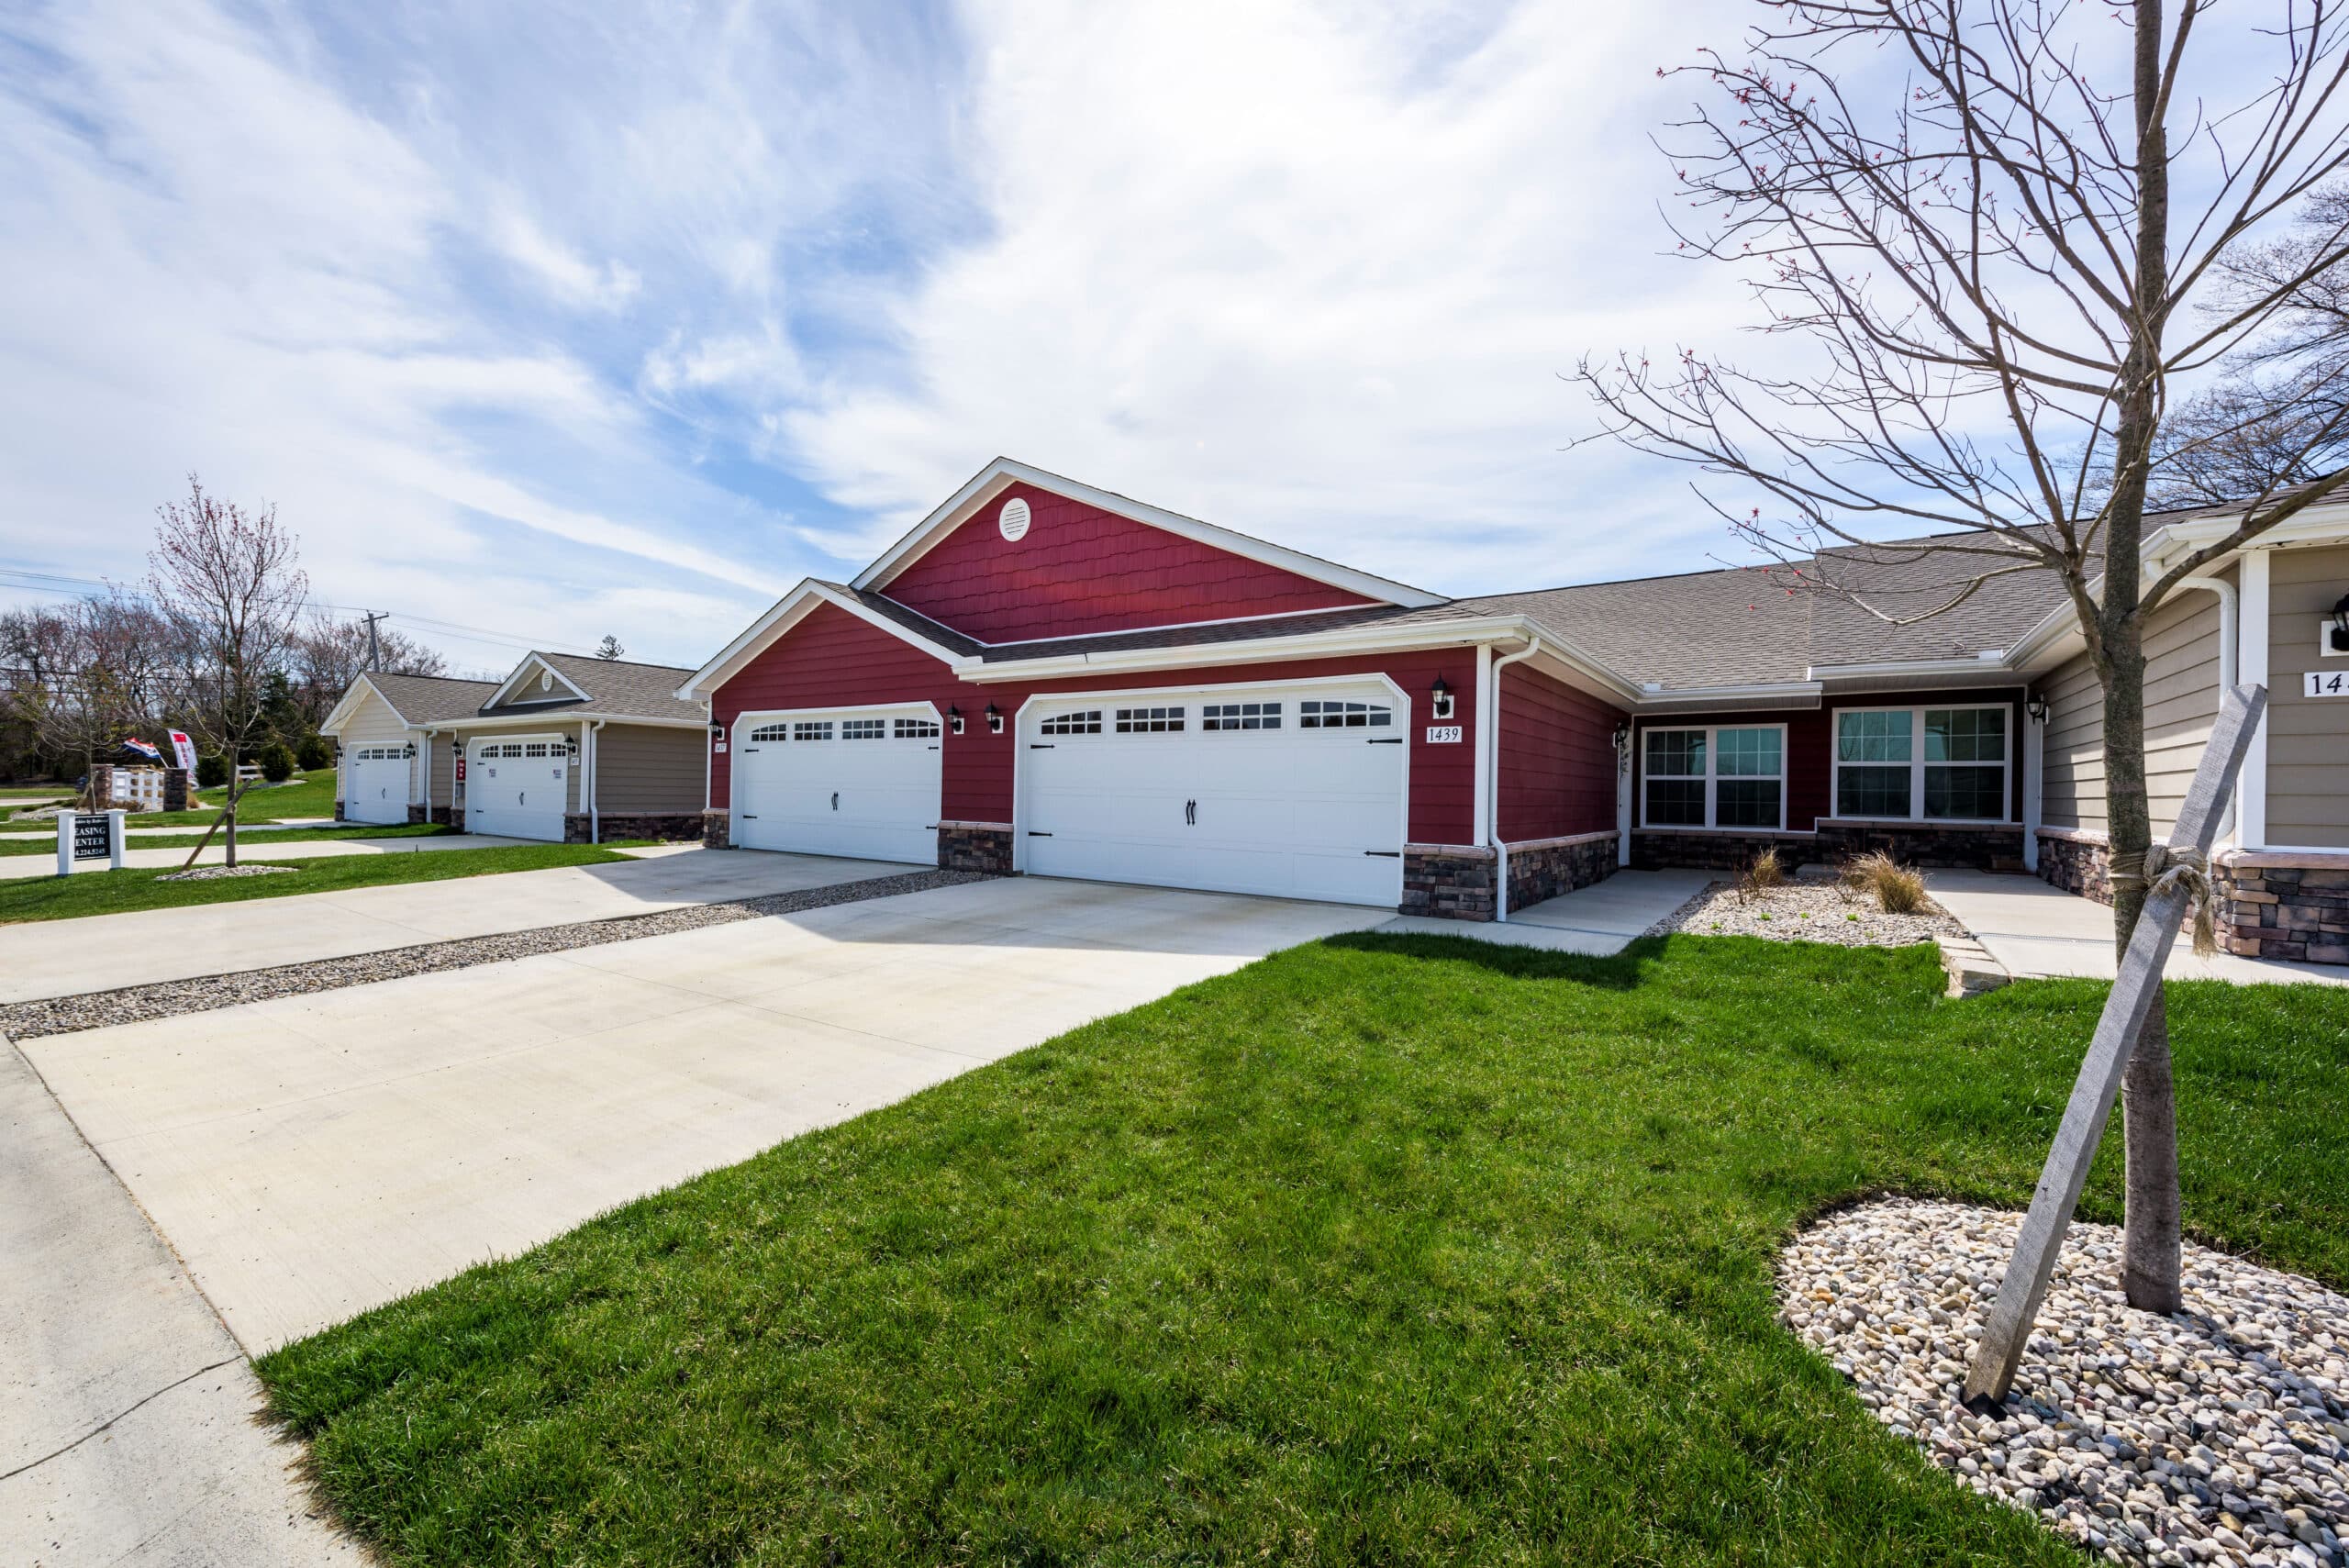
[0,0,2158,673]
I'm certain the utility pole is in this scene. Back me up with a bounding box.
[361,610,388,672]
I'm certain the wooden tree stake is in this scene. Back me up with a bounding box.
[1962,684,2267,1409]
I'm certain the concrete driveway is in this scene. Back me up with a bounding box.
[18,874,1387,1352]
[0,845,923,1002]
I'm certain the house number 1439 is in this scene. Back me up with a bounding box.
[2308,670,2349,698]
[1425,725,1464,743]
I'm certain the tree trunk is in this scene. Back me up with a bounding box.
[224,775,239,868]
[2121,986,2184,1311]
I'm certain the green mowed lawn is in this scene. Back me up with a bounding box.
[0,842,637,922]
[258,935,2349,1566]
[0,771,341,829]
[0,822,449,855]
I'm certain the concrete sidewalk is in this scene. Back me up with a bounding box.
[2,1044,358,1565]
[0,847,922,1003]
[0,830,530,881]
[1925,870,2348,987]
[1375,869,1712,954]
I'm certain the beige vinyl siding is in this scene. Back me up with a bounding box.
[2034,584,2224,839]
[2039,651,2105,831]
[2266,543,2349,848]
[333,684,417,805]
[425,732,457,810]
[593,724,706,815]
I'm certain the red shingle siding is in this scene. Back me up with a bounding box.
[1496,665,1626,841]
[707,605,957,809]
[876,484,1374,643]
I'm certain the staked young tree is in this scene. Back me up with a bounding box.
[1577,0,2349,1311]
[148,476,308,867]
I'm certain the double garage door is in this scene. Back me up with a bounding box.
[466,737,568,841]
[1023,684,1405,906]
[729,685,1407,906]
[342,745,409,826]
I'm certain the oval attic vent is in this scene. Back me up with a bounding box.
[998,497,1031,542]
[540,670,553,692]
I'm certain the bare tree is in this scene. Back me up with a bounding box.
[0,592,174,790]
[1577,0,2349,1311]
[149,477,308,865]
[290,613,448,728]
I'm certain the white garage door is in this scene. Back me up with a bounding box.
[466,737,567,841]
[1022,685,1406,906]
[342,746,409,826]
[733,710,943,862]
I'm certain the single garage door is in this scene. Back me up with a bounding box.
[466,737,567,841]
[733,710,943,862]
[342,745,409,826]
[1022,684,1406,906]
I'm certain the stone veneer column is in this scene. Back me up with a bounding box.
[1400,844,1497,921]
[935,822,1013,874]
[700,808,731,850]
[2216,850,2349,965]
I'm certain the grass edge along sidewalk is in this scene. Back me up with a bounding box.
[0,842,642,922]
[0,823,451,856]
[259,933,2349,1566]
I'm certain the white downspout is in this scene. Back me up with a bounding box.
[421,728,435,823]
[586,719,606,844]
[1486,637,1545,922]
[2173,574,2240,847]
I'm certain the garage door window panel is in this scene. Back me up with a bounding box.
[1041,710,1102,736]
[748,723,789,741]
[1202,702,1281,730]
[894,717,941,739]
[1114,706,1185,733]
[1299,700,1390,728]
[794,721,832,742]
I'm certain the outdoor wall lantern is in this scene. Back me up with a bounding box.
[2331,592,2349,652]
[708,720,726,736]
[985,702,1005,734]
[1431,676,1454,720]
[948,706,965,735]
[401,743,416,759]
[2027,694,2051,725]
[1610,721,1631,754]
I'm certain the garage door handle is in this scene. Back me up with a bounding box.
[1027,830,1052,838]
[1367,738,1403,745]
[830,792,840,810]
[1029,743,1054,750]
[742,814,758,819]
[1364,850,1401,858]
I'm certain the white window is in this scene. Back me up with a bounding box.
[1834,706,2009,821]
[894,717,941,739]
[1041,710,1102,735]
[1202,701,1282,730]
[841,718,885,740]
[748,723,789,741]
[1114,706,1185,733]
[794,721,833,742]
[1641,725,1786,829]
[1299,699,1391,728]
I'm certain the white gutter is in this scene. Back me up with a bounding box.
[1486,637,1545,922]
[584,719,607,844]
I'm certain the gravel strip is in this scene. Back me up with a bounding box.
[1644,880,1972,949]
[1782,1197,2349,1566]
[0,869,991,1040]
[154,864,300,883]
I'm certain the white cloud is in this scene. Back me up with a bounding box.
[488,206,642,312]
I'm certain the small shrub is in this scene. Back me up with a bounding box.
[259,742,296,784]
[1843,851,1928,915]
[295,733,333,771]
[195,752,229,789]
[1746,847,1787,889]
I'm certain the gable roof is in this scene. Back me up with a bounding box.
[851,457,1445,611]
[474,651,707,724]
[321,671,500,733]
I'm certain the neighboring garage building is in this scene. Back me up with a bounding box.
[326,652,709,842]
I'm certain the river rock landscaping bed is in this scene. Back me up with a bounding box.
[0,868,990,1040]
[155,863,300,882]
[1782,1198,2349,1566]
[1647,879,1972,948]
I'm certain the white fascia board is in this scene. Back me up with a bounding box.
[484,653,591,710]
[677,580,966,700]
[850,456,1447,610]
[438,712,710,731]
[1805,654,2016,682]
[952,616,1644,703]
[2146,497,2349,558]
[1633,682,1824,713]
[317,674,384,737]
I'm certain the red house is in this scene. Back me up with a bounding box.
[679,458,1635,919]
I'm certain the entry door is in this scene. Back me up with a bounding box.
[343,746,408,825]
[1022,686,1406,906]
[732,711,943,862]
[466,738,567,841]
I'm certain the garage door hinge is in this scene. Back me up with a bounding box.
[1363,850,1402,857]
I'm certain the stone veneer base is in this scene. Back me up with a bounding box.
[2035,829,2349,967]
[1504,832,1619,912]
[1634,822,2025,873]
[937,822,1014,874]
[563,812,704,844]
[701,808,731,851]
